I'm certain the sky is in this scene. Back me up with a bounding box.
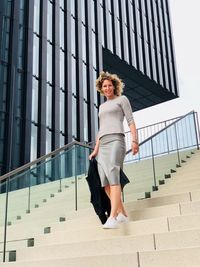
[133,0,200,129]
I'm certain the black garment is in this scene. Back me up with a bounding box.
[86,158,111,224]
[85,158,130,224]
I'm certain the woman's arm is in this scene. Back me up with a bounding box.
[89,137,100,160]
[129,121,139,155]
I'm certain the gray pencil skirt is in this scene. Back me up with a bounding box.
[97,134,126,187]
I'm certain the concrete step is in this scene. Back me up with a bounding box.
[161,177,200,187]
[0,253,139,267]
[155,228,200,250]
[0,238,33,252]
[139,247,200,267]
[151,185,200,197]
[35,222,200,251]
[3,197,200,243]
[169,213,200,232]
[125,192,191,210]
[180,200,200,215]
[50,216,169,236]
[16,235,154,261]
[129,203,181,221]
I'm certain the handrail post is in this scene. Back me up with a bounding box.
[150,139,158,191]
[3,178,10,262]
[74,145,78,211]
[193,111,200,150]
[174,124,181,166]
[165,121,170,154]
[27,171,31,213]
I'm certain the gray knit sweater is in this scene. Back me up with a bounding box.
[97,95,134,139]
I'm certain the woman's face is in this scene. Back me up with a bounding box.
[101,79,115,99]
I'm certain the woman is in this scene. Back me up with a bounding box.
[89,71,139,229]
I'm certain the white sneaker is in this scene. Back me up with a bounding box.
[116,213,129,223]
[102,217,119,229]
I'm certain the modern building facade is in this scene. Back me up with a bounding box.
[0,0,179,175]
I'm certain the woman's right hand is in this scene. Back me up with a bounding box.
[89,151,97,160]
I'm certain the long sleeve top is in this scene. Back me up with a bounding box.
[98,95,134,139]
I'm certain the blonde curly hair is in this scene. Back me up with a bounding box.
[96,71,124,96]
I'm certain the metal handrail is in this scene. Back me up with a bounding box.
[0,110,197,182]
[0,141,92,182]
[124,114,182,134]
[125,110,196,155]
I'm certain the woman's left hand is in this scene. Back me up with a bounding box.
[132,142,139,155]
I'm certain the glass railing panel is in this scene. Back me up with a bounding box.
[75,145,93,211]
[152,128,177,186]
[0,179,15,263]
[124,112,199,201]
[0,180,6,262]
[0,144,92,262]
[0,180,6,227]
[6,173,29,225]
[176,113,197,150]
[123,139,157,201]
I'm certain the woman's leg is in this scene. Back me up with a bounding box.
[109,185,122,218]
[117,199,128,216]
[104,185,110,198]
[104,185,128,217]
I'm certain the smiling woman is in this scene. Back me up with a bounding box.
[89,71,139,229]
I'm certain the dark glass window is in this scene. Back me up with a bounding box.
[32,78,39,123]
[47,42,53,83]
[106,0,111,12]
[1,17,11,62]
[0,112,5,163]
[33,34,39,77]
[138,37,144,73]
[60,9,65,49]
[82,63,87,100]
[115,0,119,18]
[130,29,137,67]
[116,18,122,58]
[19,0,25,25]
[121,1,127,24]
[80,0,85,24]
[107,12,113,52]
[71,16,76,56]
[81,24,86,63]
[100,6,105,47]
[93,69,97,105]
[91,0,95,31]
[30,123,38,161]
[93,105,98,136]
[70,0,75,17]
[0,64,8,112]
[60,134,65,147]
[72,95,77,138]
[71,56,77,95]
[60,0,64,9]
[60,89,65,133]
[83,101,88,142]
[47,1,53,42]
[34,0,40,34]
[16,72,24,117]
[46,83,52,128]
[151,47,157,81]
[92,31,97,68]
[124,25,129,63]
[46,129,52,154]
[60,50,65,89]
[18,25,25,69]
[5,0,12,17]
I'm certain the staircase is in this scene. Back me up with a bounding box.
[0,149,200,266]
